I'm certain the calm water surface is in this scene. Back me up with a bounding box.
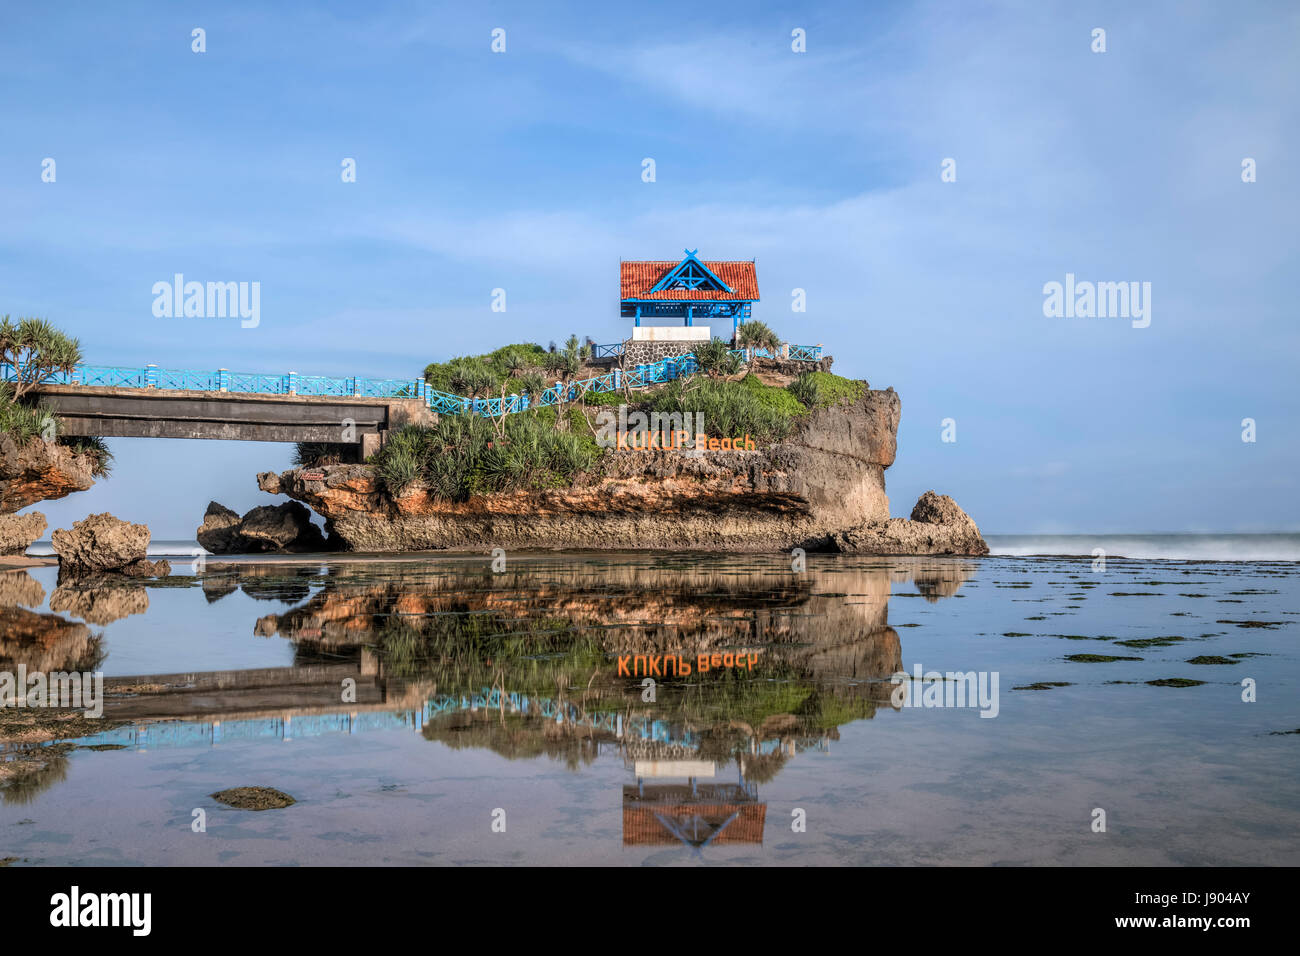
[2,550,1298,865]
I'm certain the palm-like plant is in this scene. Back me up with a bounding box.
[691,337,743,378]
[736,320,780,355]
[542,352,565,376]
[520,372,549,401]
[502,349,528,377]
[0,316,83,400]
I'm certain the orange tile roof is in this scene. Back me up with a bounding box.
[621,260,759,301]
[622,804,767,845]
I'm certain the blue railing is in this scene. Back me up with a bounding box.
[3,341,825,421]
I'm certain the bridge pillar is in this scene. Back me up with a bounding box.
[146,364,158,388]
[360,432,381,460]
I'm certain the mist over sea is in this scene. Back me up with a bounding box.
[986,534,1300,562]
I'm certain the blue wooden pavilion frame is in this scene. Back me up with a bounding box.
[621,250,757,335]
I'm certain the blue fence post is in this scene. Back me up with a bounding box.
[287,371,297,395]
[218,368,229,392]
[612,367,621,390]
[145,364,158,388]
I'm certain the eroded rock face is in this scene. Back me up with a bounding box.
[258,389,908,553]
[831,491,989,556]
[0,436,97,515]
[196,501,244,553]
[256,388,986,556]
[0,511,46,556]
[50,513,171,576]
[196,500,328,554]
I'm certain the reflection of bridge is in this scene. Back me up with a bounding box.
[58,667,832,761]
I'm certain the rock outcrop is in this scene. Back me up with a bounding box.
[0,436,97,514]
[50,513,171,577]
[256,386,987,555]
[196,500,329,554]
[196,501,244,553]
[0,511,46,555]
[830,491,990,556]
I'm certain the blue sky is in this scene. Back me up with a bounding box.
[2,0,1297,538]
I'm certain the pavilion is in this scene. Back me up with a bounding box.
[620,249,759,339]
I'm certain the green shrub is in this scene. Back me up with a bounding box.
[0,382,59,444]
[691,337,743,377]
[788,371,865,408]
[373,410,599,501]
[740,373,807,417]
[292,442,348,467]
[423,343,549,395]
[647,377,796,443]
[59,436,113,477]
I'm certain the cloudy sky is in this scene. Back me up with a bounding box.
[2,0,1297,538]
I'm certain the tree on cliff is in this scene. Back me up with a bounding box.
[0,316,82,400]
[735,320,781,354]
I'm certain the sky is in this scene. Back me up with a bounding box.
[1,0,1297,538]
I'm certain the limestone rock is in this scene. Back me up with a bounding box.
[239,501,326,552]
[256,387,901,553]
[0,511,46,556]
[831,491,989,556]
[51,512,169,575]
[0,436,96,514]
[196,501,245,553]
[196,500,329,554]
[253,387,988,557]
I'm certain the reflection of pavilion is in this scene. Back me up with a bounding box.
[623,758,765,851]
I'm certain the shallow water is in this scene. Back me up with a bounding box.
[2,551,1297,866]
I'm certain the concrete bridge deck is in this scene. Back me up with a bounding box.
[32,384,436,456]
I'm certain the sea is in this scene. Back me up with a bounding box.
[2,534,1297,865]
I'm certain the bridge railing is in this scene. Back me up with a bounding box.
[4,343,826,423]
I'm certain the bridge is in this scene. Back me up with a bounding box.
[3,342,825,454]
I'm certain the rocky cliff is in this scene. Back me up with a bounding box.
[0,435,97,514]
[258,386,988,555]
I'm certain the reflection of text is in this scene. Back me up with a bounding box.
[619,652,759,676]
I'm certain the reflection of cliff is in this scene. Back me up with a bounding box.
[248,555,960,653]
[245,556,976,715]
[0,606,104,673]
